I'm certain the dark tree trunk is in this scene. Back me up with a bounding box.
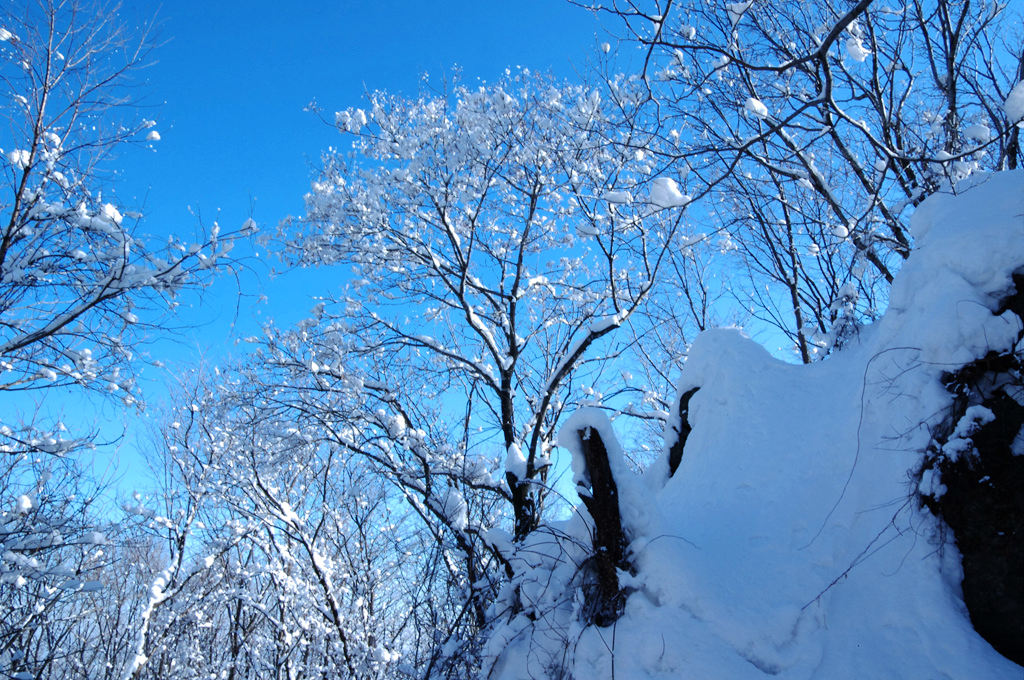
[573,425,632,626]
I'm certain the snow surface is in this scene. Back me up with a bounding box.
[557,407,631,492]
[488,171,1024,679]
[7,149,29,169]
[15,494,32,514]
[505,442,527,480]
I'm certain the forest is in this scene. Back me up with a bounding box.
[1,0,1022,678]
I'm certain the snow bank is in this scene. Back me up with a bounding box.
[487,171,1024,678]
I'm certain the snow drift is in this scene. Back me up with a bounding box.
[485,171,1024,679]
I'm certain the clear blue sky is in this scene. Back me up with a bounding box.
[113,1,607,340]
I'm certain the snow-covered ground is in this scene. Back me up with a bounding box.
[487,171,1024,678]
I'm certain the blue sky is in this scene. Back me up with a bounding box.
[113,1,607,344]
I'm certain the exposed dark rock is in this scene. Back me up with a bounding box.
[920,273,1024,665]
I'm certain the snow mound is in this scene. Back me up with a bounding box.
[486,171,1024,679]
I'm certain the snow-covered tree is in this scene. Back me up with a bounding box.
[0,3,244,676]
[282,70,687,532]
[247,69,700,672]
[0,0,244,423]
[584,0,1023,360]
[106,370,439,680]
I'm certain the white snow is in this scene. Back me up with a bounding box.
[557,407,631,491]
[15,494,33,513]
[84,531,107,545]
[442,488,469,531]
[588,311,625,334]
[1005,80,1024,127]
[101,203,123,225]
[146,130,161,141]
[953,405,996,439]
[726,1,753,27]
[505,442,527,480]
[482,527,514,558]
[845,36,870,62]
[488,171,1024,680]
[0,28,13,42]
[744,97,768,119]
[602,190,633,204]
[649,177,690,208]
[964,123,993,142]
[526,274,549,289]
[7,149,30,169]
[337,108,369,132]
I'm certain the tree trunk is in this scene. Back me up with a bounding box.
[573,425,632,626]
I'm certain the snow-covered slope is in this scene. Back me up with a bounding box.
[486,171,1024,679]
